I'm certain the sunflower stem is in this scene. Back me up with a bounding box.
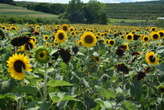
[43,64,48,101]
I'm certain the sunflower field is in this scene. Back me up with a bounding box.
[0,24,164,110]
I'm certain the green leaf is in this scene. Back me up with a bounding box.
[97,87,117,99]
[12,86,38,95]
[122,101,137,110]
[47,80,73,87]
[49,92,79,103]
[0,94,17,100]
[157,63,164,72]
[40,101,51,110]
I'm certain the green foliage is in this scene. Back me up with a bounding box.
[65,0,108,24]
[65,0,85,23]
[47,80,73,87]
[21,3,66,15]
[0,16,69,24]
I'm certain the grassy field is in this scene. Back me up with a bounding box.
[0,3,58,18]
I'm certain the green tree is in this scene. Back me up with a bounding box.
[83,0,107,24]
[65,0,85,23]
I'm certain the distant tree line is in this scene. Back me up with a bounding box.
[24,3,67,15]
[15,0,108,24]
[0,0,13,4]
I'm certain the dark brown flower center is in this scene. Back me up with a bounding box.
[14,60,25,73]
[40,53,44,58]
[110,41,114,45]
[149,55,156,62]
[58,33,64,40]
[127,35,132,40]
[63,26,68,31]
[159,32,164,37]
[84,35,93,43]
[144,37,148,41]
[153,34,158,39]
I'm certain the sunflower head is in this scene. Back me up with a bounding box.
[158,30,164,38]
[43,35,49,40]
[61,24,69,32]
[142,36,149,42]
[55,30,67,44]
[80,32,97,47]
[145,51,159,65]
[151,32,160,40]
[35,47,50,63]
[126,33,133,41]
[7,54,32,80]
[106,39,115,46]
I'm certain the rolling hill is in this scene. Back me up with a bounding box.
[105,1,164,20]
[0,3,58,18]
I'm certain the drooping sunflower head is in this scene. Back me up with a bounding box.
[145,51,159,65]
[7,54,32,80]
[35,47,50,63]
[55,30,67,44]
[24,39,36,51]
[11,36,31,47]
[80,32,97,47]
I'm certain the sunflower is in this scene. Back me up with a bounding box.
[7,54,32,80]
[61,24,69,32]
[145,51,159,65]
[11,36,31,47]
[20,39,35,51]
[142,36,149,42]
[126,33,133,41]
[55,30,67,44]
[43,35,49,40]
[106,39,115,46]
[158,30,164,38]
[151,27,157,32]
[35,47,50,63]
[80,32,97,47]
[150,32,160,40]
[69,26,75,32]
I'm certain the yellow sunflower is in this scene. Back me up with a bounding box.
[106,39,115,46]
[145,51,159,65]
[158,30,164,38]
[61,24,69,32]
[150,32,160,40]
[43,35,49,40]
[55,30,67,43]
[21,39,36,51]
[126,33,133,41]
[80,32,97,47]
[7,54,32,80]
[142,36,149,42]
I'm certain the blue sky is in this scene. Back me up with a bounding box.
[14,0,155,3]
